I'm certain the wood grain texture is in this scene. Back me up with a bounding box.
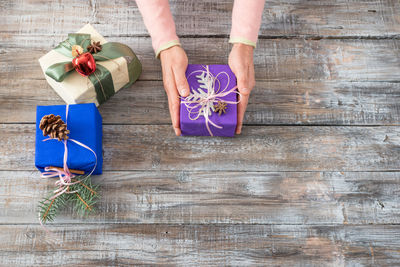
[1,224,400,266]
[1,171,399,224]
[0,124,399,172]
[2,0,400,265]
[1,0,399,38]
[2,79,400,125]
[2,38,400,82]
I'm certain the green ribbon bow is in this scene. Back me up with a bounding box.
[45,33,142,104]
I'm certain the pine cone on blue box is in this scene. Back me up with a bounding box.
[39,114,70,141]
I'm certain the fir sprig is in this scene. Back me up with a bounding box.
[70,176,99,216]
[38,175,99,224]
[38,191,68,224]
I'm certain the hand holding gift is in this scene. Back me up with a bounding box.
[136,0,263,136]
[160,45,256,137]
[180,64,240,137]
[159,46,190,136]
[228,43,256,134]
[159,43,256,136]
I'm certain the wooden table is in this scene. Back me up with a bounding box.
[1,0,400,265]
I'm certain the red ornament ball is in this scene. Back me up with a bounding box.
[72,52,96,77]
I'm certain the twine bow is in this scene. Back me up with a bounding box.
[181,65,241,136]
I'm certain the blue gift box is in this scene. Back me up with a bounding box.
[35,103,103,175]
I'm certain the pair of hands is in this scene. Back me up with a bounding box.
[160,43,255,136]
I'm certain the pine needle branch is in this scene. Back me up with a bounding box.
[69,175,99,217]
[38,190,68,224]
[38,175,100,224]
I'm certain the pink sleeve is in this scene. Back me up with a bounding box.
[230,0,265,47]
[136,0,180,57]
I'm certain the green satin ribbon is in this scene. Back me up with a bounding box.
[88,65,114,104]
[45,33,142,104]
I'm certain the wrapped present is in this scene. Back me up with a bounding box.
[35,103,102,175]
[39,24,142,106]
[180,64,239,137]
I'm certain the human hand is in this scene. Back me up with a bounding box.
[228,43,256,134]
[160,45,189,136]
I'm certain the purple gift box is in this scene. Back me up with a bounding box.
[180,64,238,137]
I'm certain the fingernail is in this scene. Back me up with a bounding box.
[236,126,242,135]
[179,88,188,96]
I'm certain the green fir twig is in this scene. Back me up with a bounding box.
[69,175,100,216]
[38,190,68,224]
[38,175,99,224]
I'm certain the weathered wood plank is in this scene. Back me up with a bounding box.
[1,171,399,224]
[2,38,400,82]
[2,79,400,125]
[1,0,399,38]
[1,224,399,266]
[0,124,398,172]
[1,0,399,265]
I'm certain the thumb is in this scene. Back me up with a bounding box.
[173,65,190,97]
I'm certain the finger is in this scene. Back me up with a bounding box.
[163,68,182,136]
[173,64,190,97]
[237,65,256,134]
[170,90,181,136]
[236,67,252,97]
[236,93,249,134]
[233,67,251,134]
